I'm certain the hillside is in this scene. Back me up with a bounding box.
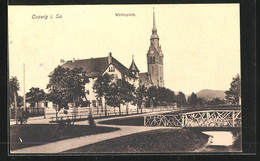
[196,89,226,100]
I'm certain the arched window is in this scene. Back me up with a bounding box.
[152,66,154,75]
[150,57,153,63]
[153,57,155,63]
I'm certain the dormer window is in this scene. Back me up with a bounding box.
[109,66,115,72]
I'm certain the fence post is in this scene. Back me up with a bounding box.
[182,114,185,127]
[232,111,235,127]
[144,116,146,126]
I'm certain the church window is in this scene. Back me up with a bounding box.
[150,57,153,64]
[153,57,155,63]
[152,66,154,75]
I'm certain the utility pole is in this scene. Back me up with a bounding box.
[14,91,17,124]
[23,63,26,111]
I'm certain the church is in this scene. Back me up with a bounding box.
[51,8,164,111]
[139,7,164,88]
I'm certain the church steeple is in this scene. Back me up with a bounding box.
[152,7,157,34]
[146,7,164,87]
[150,7,159,50]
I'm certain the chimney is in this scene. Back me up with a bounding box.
[72,57,75,63]
[108,52,112,64]
[60,59,65,66]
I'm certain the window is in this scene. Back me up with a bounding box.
[150,57,153,63]
[98,100,102,106]
[92,100,96,107]
[44,102,48,107]
[114,74,118,80]
[86,90,89,95]
[153,57,155,63]
[109,66,115,72]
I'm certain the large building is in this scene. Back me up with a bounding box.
[139,8,164,88]
[56,52,139,110]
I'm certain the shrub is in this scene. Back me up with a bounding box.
[17,110,29,125]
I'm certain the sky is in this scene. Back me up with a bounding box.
[8,4,240,96]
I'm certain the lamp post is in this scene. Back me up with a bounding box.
[151,97,155,112]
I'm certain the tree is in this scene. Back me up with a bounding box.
[105,79,135,115]
[17,95,24,107]
[176,91,186,107]
[146,86,158,108]
[135,85,147,113]
[188,92,198,107]
[47,66,89,118]
[9,76,20,108]
[93,73,112,116]
[26,87,46,108]
[197,97,205,106]
[207,97,225,106]
[225,74,241,105]
[156,87,176,107]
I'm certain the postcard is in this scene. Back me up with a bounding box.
[8,4,241,154]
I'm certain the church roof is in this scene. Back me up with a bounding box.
[50,56,137,78]
[139,72,153,87]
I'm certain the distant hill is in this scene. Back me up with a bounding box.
[196,89,226,100]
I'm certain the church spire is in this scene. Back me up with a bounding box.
[151,7,159,40]
[153,7,156,31]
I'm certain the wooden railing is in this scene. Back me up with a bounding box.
[144,109,241,128]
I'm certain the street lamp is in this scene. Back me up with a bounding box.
[151,97,155,112]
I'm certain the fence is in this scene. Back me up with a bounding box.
[10,108,45,119]
[49,106,175,122]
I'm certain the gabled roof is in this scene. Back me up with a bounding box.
[129,60,139,72]
[50,56,137,78]
[61,57,108,77]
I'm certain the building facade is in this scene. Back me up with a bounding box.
[55,52,139,111]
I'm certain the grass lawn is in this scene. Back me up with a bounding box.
[10,124,120,151]
[49,113,145,123]
[99,116,144,126]
[65,128,209,153]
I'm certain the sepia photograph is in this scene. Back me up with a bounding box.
[8,4,242,154]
